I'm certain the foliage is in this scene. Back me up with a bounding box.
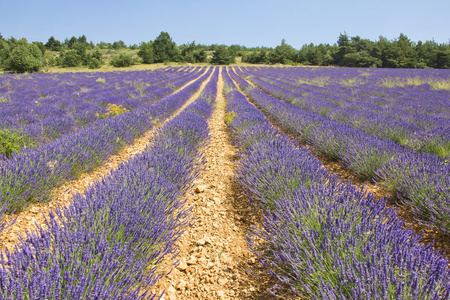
[110,53,133,67]
[7,39,43,72]
[225,111,237,125]
[138,42,154,64]
[179,41,207,63]
[0,39,10,67]
[268,39,297,64]
[59,49,82,67]
[45,36,61,51]
[95,103,130,119]
[152,31,179,63]
[87,58,102,69]
[210,45,235,65]
[86,48,103,68]
[112,40,127,50]
[0,128,35,158]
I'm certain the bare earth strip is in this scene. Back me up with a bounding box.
[233,66,450,261]
[0,67,213,252]
[152,68,276,300]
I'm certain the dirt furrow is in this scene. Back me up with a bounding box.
[151,68,276,300]
[0,67,213,252]
[232,66,450,260]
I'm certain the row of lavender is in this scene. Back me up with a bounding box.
[241,66,450,122]
[223,69,450,299]
[229,68,450,236]
[0,67,212,213]
[0,67,201,153]
[238,67,450,158]
[0,67,219,299]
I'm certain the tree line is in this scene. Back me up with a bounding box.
[0,31,449,73]
[243,33,450,69]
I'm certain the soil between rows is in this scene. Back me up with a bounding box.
[151,68,277,300]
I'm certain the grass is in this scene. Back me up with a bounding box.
[296,76,330,87]
[339,77,362,87]
[380,76,450,90]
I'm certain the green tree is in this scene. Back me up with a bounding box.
[77,35,88,48]
[60,49,83,67]
[0,39,10,67]
[210,45,235,65]
[381,33,418,68]
[152,31,179,63]
[7,39,43,72]
[67,36,78,49]
[333,33,356,66]
[181,41,196,62]
[268,39,297,64]
[138,42,154,64]
[193,49,207,62]
[85,48,103,69]
[435,46,450,69]
[45,36,61,51]
[112,40,126,50]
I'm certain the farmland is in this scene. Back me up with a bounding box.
[0,66,449,299]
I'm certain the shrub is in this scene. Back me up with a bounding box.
[0,128,35,158]
[87,58,102,69]
[61,49,83,67]
[137,42,154,64]
[210,46,235,65]
[8,42,43,73]
[95,103,129,119]
[110,53,133,67]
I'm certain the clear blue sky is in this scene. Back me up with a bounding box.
[1,0,449,48]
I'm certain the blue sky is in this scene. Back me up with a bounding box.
[1,0,449,49]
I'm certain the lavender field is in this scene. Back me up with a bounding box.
[225,66,450,299]
[0,66,449,299]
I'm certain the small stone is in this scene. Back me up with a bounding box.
[217,291,225,299]
[30,207,40,214]
[197,238,206,246]
[176,259,188,271]
[176,279,187,290]
[166,285,177,300]
[195,185,207,193]
[187,257,197,265]
[218,278,228,286]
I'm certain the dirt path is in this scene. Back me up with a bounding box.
[0,67,213,252]
[232,66,450,261]
[151,68,276,300]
